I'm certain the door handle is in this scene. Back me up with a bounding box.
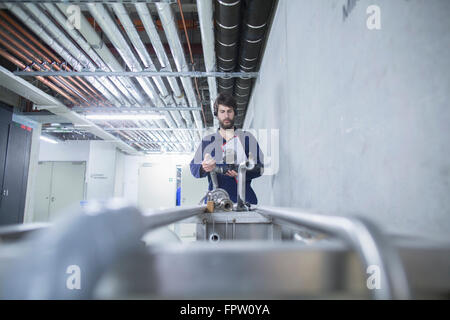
[51,196,55,202]
[2,189,8,197]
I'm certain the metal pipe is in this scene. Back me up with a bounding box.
[110,2,188,151]
[257,206,411,299]
[135,2,196,138]
[142,205,207,230]
[5,3,122,107]
[0,28,89,104]
[12,70,259,78]
[156,2,203,138]
[86,3,185,152]
[55,2,147,105]
[23,3,128,105]
[176,0,207,128]
[41,3,138,106]
[0,48,79,104]
[237,154,255,209]
[197,0,219,128]
[54,2,185,149]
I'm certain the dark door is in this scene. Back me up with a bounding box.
[0,123,32,225]
[0,107,12,194]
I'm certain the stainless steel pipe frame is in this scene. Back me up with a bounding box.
[237,153,256,210]
[0,201,414,299]
[0,201,207,299]
[257,206,411,300]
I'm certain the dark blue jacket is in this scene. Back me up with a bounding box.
[190,128,264,204]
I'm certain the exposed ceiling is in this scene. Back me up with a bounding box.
[0,0,277,154]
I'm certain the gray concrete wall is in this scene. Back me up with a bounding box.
[245,0,450,240]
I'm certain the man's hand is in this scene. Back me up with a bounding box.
[225,170,238,178]
[202,153,216,173]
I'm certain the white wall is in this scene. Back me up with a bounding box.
[38,140,90,162]
[86,141,117,201]
[118,153,194,209]
[36,140,120,206]
[246,0,450,241]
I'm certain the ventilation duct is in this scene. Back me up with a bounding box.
[235,0,274,125]
[215,0,241,96]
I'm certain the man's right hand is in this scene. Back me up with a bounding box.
[202,153,216,173]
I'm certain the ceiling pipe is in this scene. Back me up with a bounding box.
[0,64,139,154]
[5,3,122,107]
[135,2,198,147]
[111,3,190,151]
[56,2,191,151]
[21,3,129,106]
[0,28,90,104]
[86,3,161,105]
[3,5,164,151]
[0,10,105,105]
[0,48,79,105]
[215,0,241,96]
[196,0,218,128]
[55,3,186,152]
[54,3,147,106]
[235,0,274,126]
[111,3,169,100]
[41,3,138,106]
[155,2,203,140]
[86,3,186,152]
[176,0,207,129]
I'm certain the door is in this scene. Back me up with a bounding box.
[48,162,85,220]
[33,162,53,222]
[33,161,86,222]
[0,107,12,196]
[0,123,32,225]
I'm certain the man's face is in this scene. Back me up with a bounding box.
[217,104,235,129]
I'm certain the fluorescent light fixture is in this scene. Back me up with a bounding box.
[40,135,58,144]
[85,114,165,121]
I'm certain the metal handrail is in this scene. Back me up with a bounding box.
[257,206,411,299]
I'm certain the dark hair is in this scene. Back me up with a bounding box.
[213,93,237,116]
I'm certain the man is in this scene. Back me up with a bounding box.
[190,93,264,204]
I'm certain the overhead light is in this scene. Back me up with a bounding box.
[85,114,165,121]
[50,123,60,126]
[40,135,58,144]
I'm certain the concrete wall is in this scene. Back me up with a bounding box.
[246,0,450,240]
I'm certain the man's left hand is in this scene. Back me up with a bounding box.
[225,170,238,178]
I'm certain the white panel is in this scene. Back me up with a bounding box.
[86,141,117,201]
[138,163,177,210]
[39,140,90,162]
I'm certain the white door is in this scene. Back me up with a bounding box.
[48,162,86,220]
[33,162,53,222]
[138,163,176,210]
[33,161,86,222]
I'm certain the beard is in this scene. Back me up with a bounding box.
[219,118,235,129]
